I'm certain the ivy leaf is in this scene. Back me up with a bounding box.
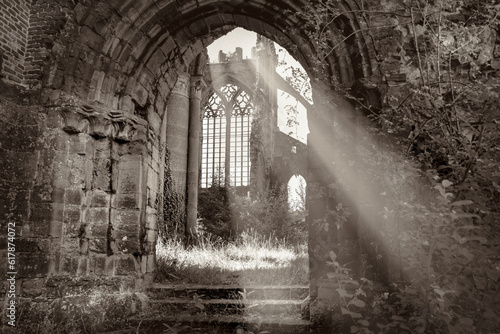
[433,287,445,298]
[450,200,474,206]
[341,307,362,318]
[349,298,366,308]
[464,236,488,244]
[337,287,353,298]
[357,319,370,327]
[441,179,453,188]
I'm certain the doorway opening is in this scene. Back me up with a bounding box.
[155,28,311,288]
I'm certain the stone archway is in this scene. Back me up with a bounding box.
[0,0,413,326]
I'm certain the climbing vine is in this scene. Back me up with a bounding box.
[158,145,186,243]
[293,0,500,332]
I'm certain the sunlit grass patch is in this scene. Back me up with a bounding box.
[155,230,309,286]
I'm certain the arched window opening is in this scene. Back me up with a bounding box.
[288,174,306,211]
[201,83,253,188]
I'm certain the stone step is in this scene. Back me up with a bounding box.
[101,314,311,334]
[148,283,309,301]
[150,297,303,316]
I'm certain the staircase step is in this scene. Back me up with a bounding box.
[148,283,309,300]
[150,298,303,316]
[101,314,311,334]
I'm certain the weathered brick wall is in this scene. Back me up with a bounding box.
[0,0,30,84]
[24,0,73,87]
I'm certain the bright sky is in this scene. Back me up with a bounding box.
[207,28,257,62]
[207,28,310,143]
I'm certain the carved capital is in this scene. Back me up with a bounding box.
[171,73,190,97]
[60,106,90,134]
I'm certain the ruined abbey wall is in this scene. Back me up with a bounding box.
[0,0,498,328]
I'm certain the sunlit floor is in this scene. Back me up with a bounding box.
[155,231,309,286]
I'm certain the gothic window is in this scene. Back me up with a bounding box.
[201,83,253,188]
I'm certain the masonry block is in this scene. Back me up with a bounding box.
[65,187,83,205]
[89,236,107,254]
[91,189,110,207]
[21,278,45,298]
[112,209,140,253]
[68,154,89,187]
[16,238,42,253]
[63,207,82,237]
[115,255,137,276]
[18,253,49,278]
[60,255,79,276]
[0,188,30,221]
[88,207,109,249]
[77,256,89,276]
[89,255,106,275]
[117,158,143,194]
[0,151,38,187]
[50,221,64,238]
[146,169,158,191]
[80,26,105,52]
[92,158,112,191]
[68,133,89,155]
[105,256,116,276]
[112,194,141,209]
[26,219,51,237]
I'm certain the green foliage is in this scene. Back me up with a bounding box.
[197,184,233,240]
[197,183,307,244]
[155,231,308,285]
[231,185,307,243]
[158,147,186,243]
[294,0,500,332]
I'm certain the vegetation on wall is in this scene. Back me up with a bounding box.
[158,146,186,243]
[292,0,500,332]
[197,182,307,244]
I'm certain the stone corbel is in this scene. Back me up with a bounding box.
[88,114,113,139]
[109,110,139,143]
[60,106,90,134]
[59,103,147,143]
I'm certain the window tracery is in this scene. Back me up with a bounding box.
[201,84,253,188]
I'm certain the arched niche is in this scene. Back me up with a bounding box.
[288,174,307,212]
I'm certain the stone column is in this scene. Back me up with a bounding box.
[166,73,190,188]
[185,77,203,241]
[164,73,190,236]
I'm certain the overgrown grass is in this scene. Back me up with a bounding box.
[155,229,309,286]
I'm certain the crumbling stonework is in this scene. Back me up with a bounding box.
[0,0,498,330]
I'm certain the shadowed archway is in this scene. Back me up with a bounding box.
[0,0,394,328]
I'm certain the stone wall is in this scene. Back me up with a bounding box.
[0,88,155,328]
[0,0,498,330]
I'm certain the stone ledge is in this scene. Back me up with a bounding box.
[57,103,148,143]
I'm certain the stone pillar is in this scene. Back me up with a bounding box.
[185,77,202,241]
[164,73,190,235]
[166,73,190,189]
